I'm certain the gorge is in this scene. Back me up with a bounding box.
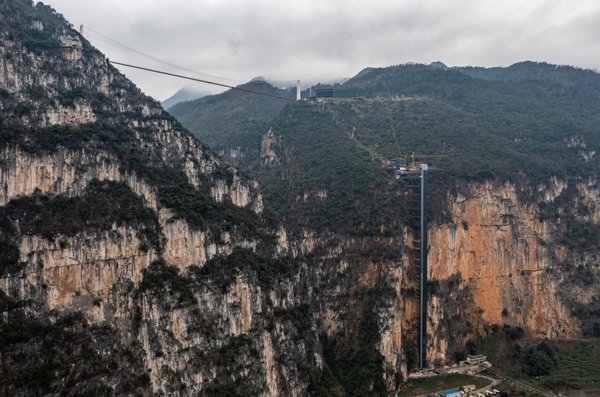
[1,1,599,396]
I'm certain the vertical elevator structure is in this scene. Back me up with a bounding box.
[418,164,428,369]
[391,158,429,369]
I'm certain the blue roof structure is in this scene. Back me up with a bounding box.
[439,388,462,397]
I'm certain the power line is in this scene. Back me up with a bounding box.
[110,61,293,102]
[83,25,246,84]
[486,367,556,397]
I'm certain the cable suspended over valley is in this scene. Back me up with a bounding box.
[81,25,293,102]
[109,61,293,102]
[83,25,246,84]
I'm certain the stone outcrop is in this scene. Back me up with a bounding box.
[1,2,599,396]
[426,180,600,363]
[0,2,310,396]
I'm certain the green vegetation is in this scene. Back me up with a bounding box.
[547,343,600,390]
[475,329,600,392]
[0,121,266,238]
[3,4,600,392]
[0,310,152,396]
[251,101,405,235]
[168,80,292,167]
[0,1,262,239]
[0,180,161,275]
[0,214,20,275]
[0,0,150,124]
[172,62,600,233]
[189,248,302,290]
[2,179,159,242]
[201,334,260,367]
[58,87,93,107]
[0,290,23,313]
[335,63,600,185]
[273,304,312,333]
[311,349,387,397]
[397,374,489,397]
[311,285,396,397]
[539,182,600,250]
[138,251,303,305]
[191,335,261,397]
[0,0,65,55]
[138,260,196,306]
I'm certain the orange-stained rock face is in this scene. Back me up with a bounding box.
[426,179,600,362]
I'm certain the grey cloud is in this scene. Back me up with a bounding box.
[44,0,600,100]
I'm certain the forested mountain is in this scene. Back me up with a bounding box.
[173,60,600,392]
[169,80,293,166]
[1,0,599,395]
[175,61,600,186]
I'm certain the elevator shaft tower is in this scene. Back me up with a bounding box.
[393,159,428,369]
[417,164,428,369]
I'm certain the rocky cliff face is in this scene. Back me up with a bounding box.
[247,100,600,390]
[426,179,600,364]
[303,176,600,387]
[0,2,317,396]
[2,2,599,396]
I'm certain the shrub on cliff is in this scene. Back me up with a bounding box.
[522,343,557,376]
[503,324,525,340]
[138,260,196,306]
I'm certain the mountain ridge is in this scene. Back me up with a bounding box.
[162,86,210,109]
[0,2,319,395]
[1,1,599,395]
[168,80,294,166]
[171,55,600,391]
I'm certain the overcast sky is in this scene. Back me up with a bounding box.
[44,0,600,102]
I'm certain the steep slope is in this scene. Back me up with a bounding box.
[172,60,600,390]
[168,80,293,166]
[6,1,598,393]
[0,2,318,396]
[261,65,600,358]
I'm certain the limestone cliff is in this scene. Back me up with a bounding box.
[426,179,600,364]
[2,2,600,396]
[248,99,600,391]
[0,2,314,396]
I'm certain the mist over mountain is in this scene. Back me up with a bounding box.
[1,0,600,396]
[161,86,211,109]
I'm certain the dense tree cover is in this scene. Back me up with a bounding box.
[458,61,600,84]
[0,0,67,55]
[250,101,405,235]
[311,349,387,397]
[475,328,600,391]
[168,81,293,166]
[173,62,600,234]
[137,260,196,306]
[333,62,600,185]
[0,304,152,396]
[338,66,600,182]
[238,62,600,232]
[522,341,557,376]
[189,248,303,290]
[0,180,161,275]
